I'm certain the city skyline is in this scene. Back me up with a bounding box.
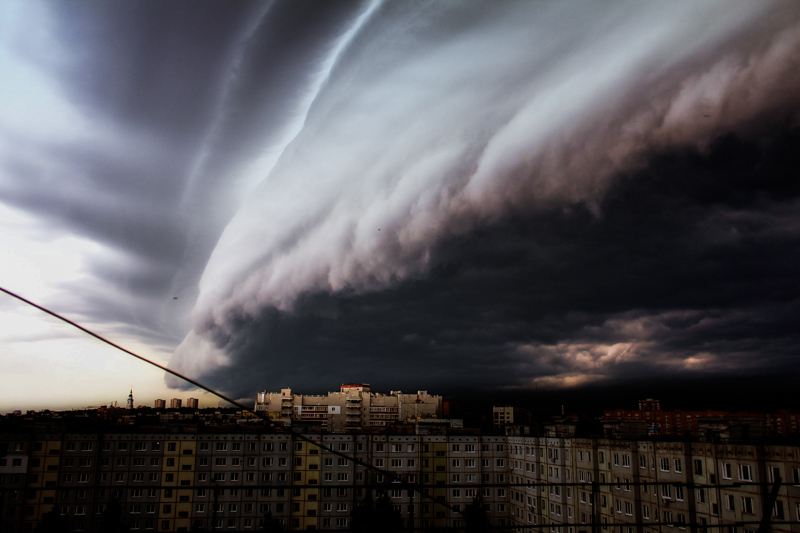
[2,1,800,411]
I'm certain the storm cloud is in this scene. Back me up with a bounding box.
[1,1,799,403]
[168,1,800,395]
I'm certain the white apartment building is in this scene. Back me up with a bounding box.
[254,384,443,432]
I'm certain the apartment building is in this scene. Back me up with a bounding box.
[2,427,799,532]
[254,385,443,432]
[603,402,800,438]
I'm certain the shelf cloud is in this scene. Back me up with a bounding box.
[168,1,800,394]
[2,1,799,401]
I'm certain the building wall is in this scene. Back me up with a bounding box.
[254,386,443,432]
[2,430,799,532]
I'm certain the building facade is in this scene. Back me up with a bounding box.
[254,385,443,433]
[2,427,799,532]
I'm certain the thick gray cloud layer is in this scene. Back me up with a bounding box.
[171,1,800,393]
[2,1,799,398]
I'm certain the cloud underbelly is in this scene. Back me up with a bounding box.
[169,1,800,391]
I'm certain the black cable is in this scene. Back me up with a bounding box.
[0,286,242,408]
[0,285,457,513]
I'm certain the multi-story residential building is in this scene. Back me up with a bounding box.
[493,406,532,431]
[2,419,799,532]
[254,385,443,432]
[604,400,800,438]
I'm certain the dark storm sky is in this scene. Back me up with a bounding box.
[1,1,799,403]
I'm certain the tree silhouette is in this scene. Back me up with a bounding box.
[259,511,285,531]
[463,495,490,532]
[34,509,70,533]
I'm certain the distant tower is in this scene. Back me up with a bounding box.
[126,388,134,410]
[187,398,199,409]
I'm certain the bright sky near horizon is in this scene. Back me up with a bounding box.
[2,1,800,412]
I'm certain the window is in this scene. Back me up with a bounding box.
[725,494,735,511]
[773,501,785,520]
[660,458,670,472]
[613,454,619,466]
[662,484,672,499]
[642,505,650,520]
[722,463,732,479]
[674,459,682,473]
[622,455,630,467]
[694,459,703,475]
[216,443,227,451]
[741,496,754,514]
[739,464,752,482]
[697,488,706,503]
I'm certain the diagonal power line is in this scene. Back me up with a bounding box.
[0,285,460,514]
